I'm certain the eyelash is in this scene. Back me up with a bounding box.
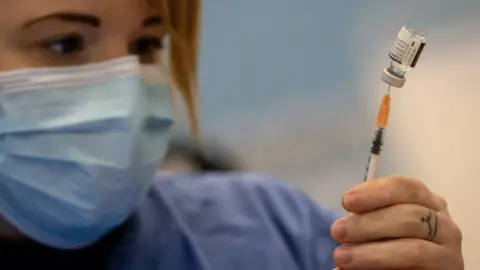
[39,33,85,58]
[130,36,164,55]
[39,33,164,60]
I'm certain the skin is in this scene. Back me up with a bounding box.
[0,0,165,238]
[0,0,166,71]
[0,0,465,269]
[331,176,464,269]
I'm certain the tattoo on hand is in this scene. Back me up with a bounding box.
[421,210,439,241]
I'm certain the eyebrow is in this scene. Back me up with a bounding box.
[23,13,101,28]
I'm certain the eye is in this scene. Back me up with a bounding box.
[130,37,163,56]
[41,34,85,56]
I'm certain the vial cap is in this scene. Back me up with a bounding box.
[381,69,406,88]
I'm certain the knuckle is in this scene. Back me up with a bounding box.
[441,249,464,270]
[437,196,448,210]
[450,221,463,244]
[400,177,428,202]
[406,238,462,270]
[408,240,429,266]
[437,211,463,245]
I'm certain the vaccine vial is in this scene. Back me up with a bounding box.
[381,26,427,88]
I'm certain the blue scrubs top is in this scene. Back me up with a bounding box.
[107,173,339,270]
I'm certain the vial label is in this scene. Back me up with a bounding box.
[389,27,425,67]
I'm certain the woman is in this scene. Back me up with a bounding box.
[0,0,463,269]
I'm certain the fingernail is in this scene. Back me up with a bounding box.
[334,247,353,266]
[331,220,348,241]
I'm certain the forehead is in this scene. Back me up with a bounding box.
[0,0,160,25]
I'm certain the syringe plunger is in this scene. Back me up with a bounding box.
[381,26,427,88]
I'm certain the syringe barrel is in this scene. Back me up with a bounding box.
[370,126,385,155]
[362,127,386,182]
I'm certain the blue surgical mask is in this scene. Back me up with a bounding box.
[0,56,173,249]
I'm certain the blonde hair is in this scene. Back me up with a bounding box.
[150,0,202,137]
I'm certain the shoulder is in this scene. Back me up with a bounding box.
[152,172,339,225]
[146,172,340,269]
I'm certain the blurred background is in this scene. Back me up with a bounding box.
[167,0,480,268]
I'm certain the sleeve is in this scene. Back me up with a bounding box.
[251,176,341,270]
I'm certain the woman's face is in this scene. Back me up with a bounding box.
[0,0,168,240]
[0,0,166,71]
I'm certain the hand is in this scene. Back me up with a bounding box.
[330,175,464,270]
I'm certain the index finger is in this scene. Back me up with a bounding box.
[342,176,441,213]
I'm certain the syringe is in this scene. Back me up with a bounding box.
[333,26,426,270]
[364,90,391,181]
[365,25,427,181]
